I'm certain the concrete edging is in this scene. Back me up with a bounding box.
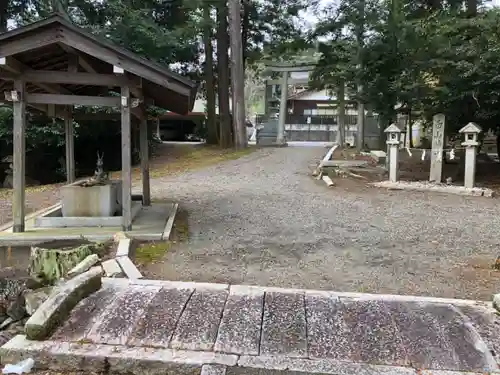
[24,267,102,340]
[114,237,143,280]
[0,336,237,374]
[162,202,179,240]
[0,336,492,375]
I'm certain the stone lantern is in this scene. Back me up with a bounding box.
[384,124,402,182]
[459,122,482,189]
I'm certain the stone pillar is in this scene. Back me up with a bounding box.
[459,122,482,189]
[121,86,132,231]
[264,80,272,118]
[12,80,26,233]
[140,116,151,206]
[384,124,402,183]
[276,72,288,145]
[430,113,446,182]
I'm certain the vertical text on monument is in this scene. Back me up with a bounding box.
[430,114,445,182]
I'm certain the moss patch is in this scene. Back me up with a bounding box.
[134,241,172,265]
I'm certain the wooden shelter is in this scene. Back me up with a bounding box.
[0,14,197,232]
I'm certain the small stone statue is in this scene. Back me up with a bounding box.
[82,152,108,187]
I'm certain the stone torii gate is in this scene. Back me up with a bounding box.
[263,61,316,145]
[0,14,197,232]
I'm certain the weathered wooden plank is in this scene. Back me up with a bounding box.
[171,289,228,351]
[85,286,159,345]
[260,292,307,358]
[64,114,75,183]
[214,289,264,355]
[0,29,59,59]
[128,287,193,347]
[12,79,26,233]
[26,93,120,107]
[0,70,135,87]
[1,57,71,94]
[121,85,132,231]
[139,116,150,206]
[60,29,191,96]
[264,65,315,73]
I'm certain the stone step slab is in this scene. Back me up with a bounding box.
[260,292,307,358]
[170,289,229,351]
[305,292,349,360]
[85,285,160,345]
[127,287,194,347]
[16,279,500,374]
[214,287,264,355]
[52,284,124,341]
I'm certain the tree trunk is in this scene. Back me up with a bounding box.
[355,0,365,152]
[216,1,233,148]
[467,0,477,17]
[0,0,8,33]
[241,0,251,70]
[203,3,218,144]
[407,107,413,148]
[229,0,247,148]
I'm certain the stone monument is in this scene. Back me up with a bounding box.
[429,113,445,182]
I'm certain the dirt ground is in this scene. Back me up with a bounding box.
[137,145,500,301]
[0,143,254,226]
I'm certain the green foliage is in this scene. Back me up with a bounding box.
[312,0,500,134]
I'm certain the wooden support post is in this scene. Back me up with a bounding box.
[155,118,161,139]
[121,86,132,231]
[140,116,151,206]
[65,110,75,183]
[12,80,26,232]
[66,54,77,184]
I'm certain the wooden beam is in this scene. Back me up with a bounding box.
[0,70,134,87]
[266,78,310,85]
[26,93,120,107]
[59,30,191,96]
[12,80,26,232]
[264,65,315,73]
[58,43,98,73]
[140,116,150,206]
[121,85,132,231]
[0,56,72,94]
[0,29,59,58]
[72,112,119,121]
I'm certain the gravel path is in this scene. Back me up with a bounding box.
[145,146,500,300]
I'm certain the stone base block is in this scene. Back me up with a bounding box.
[61,180,122,217]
